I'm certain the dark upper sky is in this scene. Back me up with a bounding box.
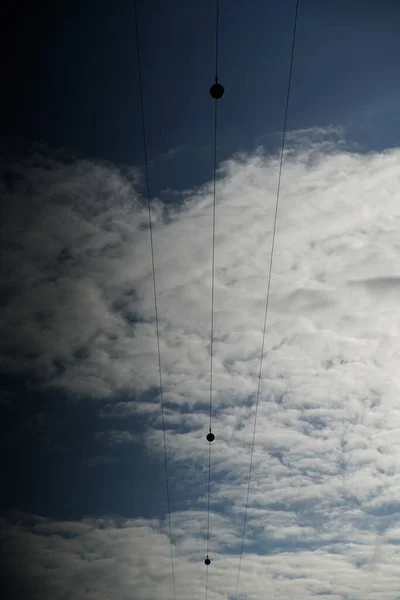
[3,0,400,192]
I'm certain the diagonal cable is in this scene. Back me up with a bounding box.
[206,1,220,598]
[233,1,300,598]
[134,2,177,599]
[207,89,219,544]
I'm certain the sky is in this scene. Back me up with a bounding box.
[3,0,400,598]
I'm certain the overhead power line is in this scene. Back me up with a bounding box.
[205,0,224,598]
[134,2,177,599]
[233,1,300,598]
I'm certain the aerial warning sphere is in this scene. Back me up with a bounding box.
[205,557,211,566]
[206,432,215,443]
[209,82,224,100]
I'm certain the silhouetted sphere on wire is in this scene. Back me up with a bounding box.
[205,557,211,566]
[209,82,224,99]
[206,432,215,443]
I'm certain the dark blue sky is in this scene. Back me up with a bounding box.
[4,0,400,191]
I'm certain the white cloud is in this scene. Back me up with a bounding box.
[3,129,400,597]
[3,513,400,599]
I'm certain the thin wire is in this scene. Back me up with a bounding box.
[205,443,212,600]
[134,3,177,600]
[233,1,300,598]
[206,1,220,597]
[209,98,218,435]
[205,74,218,600]
[206,68,218,600]
[206,442,212,554]
[214,0,219,82]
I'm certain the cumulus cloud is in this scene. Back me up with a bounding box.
[2,511,400,599]
[3,129,400,597]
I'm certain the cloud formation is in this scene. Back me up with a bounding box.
[2,511,400,599]
[3,129,400,597]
